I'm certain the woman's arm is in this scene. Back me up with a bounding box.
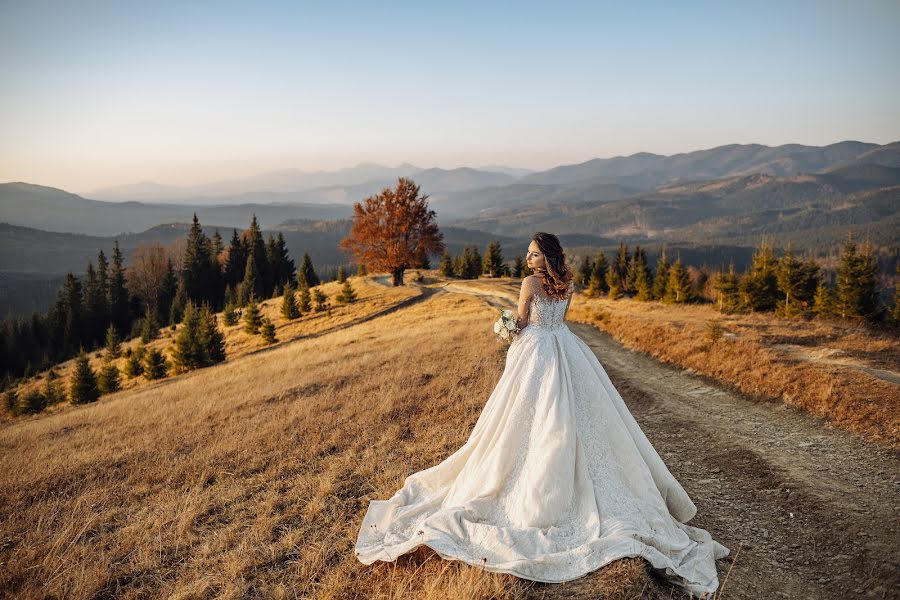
[515,277,536,331]
[563,280,575,321]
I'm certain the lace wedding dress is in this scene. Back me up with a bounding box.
[355,282,730,595]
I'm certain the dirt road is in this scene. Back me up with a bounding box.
[412,278,900,600]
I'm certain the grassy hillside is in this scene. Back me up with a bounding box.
[0,279,664,599]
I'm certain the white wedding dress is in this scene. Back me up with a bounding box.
[355,282,730,596]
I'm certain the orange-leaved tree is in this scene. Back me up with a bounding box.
[339,177,445,286]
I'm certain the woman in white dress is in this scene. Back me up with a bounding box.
[355,232,730,596]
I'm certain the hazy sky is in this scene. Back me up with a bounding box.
[1,0,898,194]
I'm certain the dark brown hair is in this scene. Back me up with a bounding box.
[531,232,574,300]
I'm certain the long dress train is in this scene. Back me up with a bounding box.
[354,283,730,596]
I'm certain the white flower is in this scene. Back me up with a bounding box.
[505,320,517,331]
[493,320,502,334]
[499,327,509,340]
[501,309,513,318]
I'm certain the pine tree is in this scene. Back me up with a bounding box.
[140,306,159,343]
[169,280,187,326]
[241,244,262,304]
[313,288,329,312]
[158,258,179,326]
[83,260,105,346]
[42,368,66,406]
[104,323,121,360]
[835,232,880,320]
[224,228,247,289]
[69,349,100,404]
[631,247,653,301]
[211,228,223,258]
[96,249,110,325]
[281,282,300,319]
[109,240,132,339]
[61,272,84,355]
[776,241,806,317]
[652,246,670,301]
[143,348,168,380]
[739,236,779,312]
[439,250,454,277]
[577,255,593,287]
[337,265,347,284]
[605,268,621,300]
[468,245,483,279]
[20,389,45,414]
[243,295,262,334]
[512,256,524,278]
[356,262,368,276]
[298,286,312,313]
[222,300,238,326]
[260,317,277,345]
[890,262,900,325]
[613,243,631,295]
[198,303,226,365]
[714,260,742,313]
[336,279,358,303]
[664,257,693,303]
[586,251,608,297]
[298,252,320,289]
[123,346,145,378]
[170,300,205,372]
[483,240,505,277]
[97,362,121,394]
[181,213,215,306]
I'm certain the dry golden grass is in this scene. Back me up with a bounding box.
[568,295,900,449]
[0,286,668,599]
[2,276,419,426]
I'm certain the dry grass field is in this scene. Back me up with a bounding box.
[565,296,900,449]
[0,282,681,599]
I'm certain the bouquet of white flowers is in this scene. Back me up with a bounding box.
[493,308,520,343]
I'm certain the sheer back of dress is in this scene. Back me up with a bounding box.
[528,280,574,331]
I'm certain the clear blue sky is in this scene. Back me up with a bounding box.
[1,0,897,193]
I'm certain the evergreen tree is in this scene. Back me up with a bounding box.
[61,272,84,355]
[140,306,159,343]
[275,232,297,289]
[123,346,145,378]
[297,252,321,288]
[652,246,670,300]
[483,240,505,277]
[222,300,238,326]
[170,300,205,372]
[109,240,131,339]
[83,260,105,346]
[158,258,179,325]
[512,256,524,278]
[336,279,358,303]
[20,389,45,414]
[241,244,263,303]
[835,232,880,320]
[105,323,121,360]
[468,245,483,279]
[630,247,653,301]
[664,256,694,303]
[739,237,779,312]
[312,288,330,312]
[181,213,217,307]
[243,295,262,334]
[337,265,347,284]
[356,262,368,276]
[439,250,454,277]
[198,303,226,365]
[42,368,66,406]
[69,349,100,404]
[577,255,593,287]
[96,249,110,325]
[223,228,247,289]
[3,387,18,417]
[97,362,121,394]
[776,242,806,317]
[613,242,631,294]
[891,262,900,325]
[587,251,609,297]
[143,348,168,380]
[245,214,272,297]
[298,286,312,313]
[281,281,301,319]
[260,317,277,345]
[211,228,223,258]
[714,260,742,313]
[605,268,622,300]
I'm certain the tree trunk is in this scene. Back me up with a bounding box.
[392,268,405,286]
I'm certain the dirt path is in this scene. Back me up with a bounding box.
[411,279,900,600]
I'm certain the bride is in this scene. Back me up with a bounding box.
[355,232,730,596]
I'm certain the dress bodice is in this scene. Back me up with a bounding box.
[526,282,574,332]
